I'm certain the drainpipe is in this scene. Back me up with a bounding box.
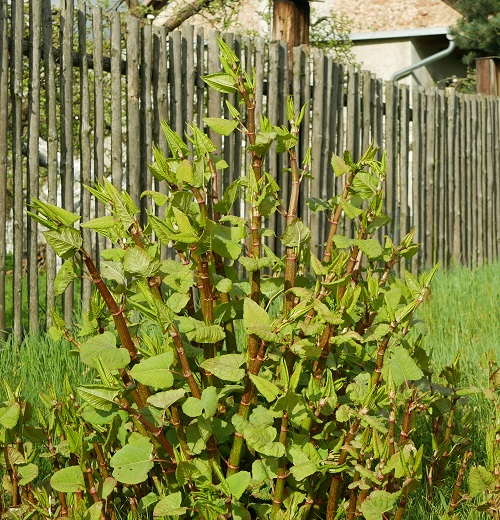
[391,34,455,81]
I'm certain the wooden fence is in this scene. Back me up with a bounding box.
[1,0,499,339]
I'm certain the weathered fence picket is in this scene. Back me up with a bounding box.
[1,0,499,337]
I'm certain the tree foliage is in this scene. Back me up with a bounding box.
[451,0,500,62]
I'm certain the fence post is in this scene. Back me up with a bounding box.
[476,57,500,96]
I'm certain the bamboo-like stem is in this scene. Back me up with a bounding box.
[80,249,137,363]
[169,326,202,399]
[325,416,362,519]
[283,124,301,317]
[271,411,289,518]
[119,401,176,460]
[346,470,361,520]
[393,482,410,520]
[171,404,191,460]
[447,451,472,515]
[237,73,262,364]
[323,167,360,263]
[227,339,268,476]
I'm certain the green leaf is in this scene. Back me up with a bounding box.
[81,215,116,231]
[360,490,399,520]
[200,354,245,382]
[469,465,495,497]
[351,171,378,198]
[124,246,160,277]
[182,387,218,419]
[202,72,238,94]
[53,259,78,296]
[176,159,194,185]
[243,298,271,328]
[100,260,126,286]
[0,402,21,429]
[280,218,312,247]
[160,121,189,158]
[30,198,81,226]
[331,153,350,177]
[154,492,187,517]
[353,239,384,259]
[110,437,154,485]
[76,385,118,411]
[18,463,39,486]
[249,374,280,402]
[147,389,186,409]
[187,323,226,344]
[203,117,239,136]
[161,260,194,293]
[50,466,85,493]
[130,353,174,389]
[80,332,130,370]
[388,345,424,387]
[99,477,117,500]
[226,471,251,500]
[43,227,82,259]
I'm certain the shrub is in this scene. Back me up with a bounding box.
[2,39,474,519]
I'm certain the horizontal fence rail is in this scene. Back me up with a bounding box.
[0,0,499,337]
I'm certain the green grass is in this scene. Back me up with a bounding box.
[0,330,93,405]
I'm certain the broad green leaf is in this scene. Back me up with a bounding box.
[331,153,350,176]
[244,298,271,328]
[30,198,81,226]
[43,227,82,259]
[469,465,495,497]
[187,323,226,344]
[124,246,159,277]
[130,353,174,389]
[182,387,218,419]
[200,354,245,382]
[110,436,153,485]
[216,278,233,293]
[290,460,317,481]
[54,259,78,296]
[147,389,186,409]
[188,124,217,156]
[351,171,378,198]
[153,492,187,517]
[86,503,103,520]
[80,332,130,370]
[176,159,194,184]
[280,218,311,247]
[18,463,38,486]
[50,466,85,493]
[203,117,239,136]
[226,471,251,500]
[202,72,238,94]
[249,374,280,402]
[99,477,117,499]
[100,260,126,286]
[338,198,363,219]
[360,490,399,520]
[161,260,194,293]
[353,239,384,259]
[388,345,424,387]
[81,215,116,231]
[160,121,189,158]
[0,402,21,429]
[76,385,118,411]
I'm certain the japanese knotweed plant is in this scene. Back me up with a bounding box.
[3,38,471,519]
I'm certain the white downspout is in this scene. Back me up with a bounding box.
[391,34,456,81]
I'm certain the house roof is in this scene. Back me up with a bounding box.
[350,26,452,41]
[312,0,462,33]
